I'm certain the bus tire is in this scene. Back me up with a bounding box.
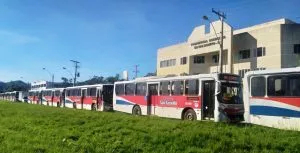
[91,103,96,111]
[73,103,77,109]
[183,109,197,121]
[132,105,141,115]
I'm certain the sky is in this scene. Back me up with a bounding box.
[0,0,299,83]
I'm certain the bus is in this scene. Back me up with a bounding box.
[40,88,65,107]
[53,88,65,107]
[244,67,300,130]
[28,90,40,104]
[41,89,53,106]
[113,73,244,122]
[0,91,26,102]
[65,84,114,111]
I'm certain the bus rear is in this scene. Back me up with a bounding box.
[244,68,300,130]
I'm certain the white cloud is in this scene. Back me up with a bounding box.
[0,30,41,44]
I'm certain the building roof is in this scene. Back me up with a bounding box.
[233,18,297,35]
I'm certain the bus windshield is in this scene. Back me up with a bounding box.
[217,82,243,104]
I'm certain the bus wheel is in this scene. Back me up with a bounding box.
[132,105,141,115]
[91,104,96,111]
[183,109,197,121]
[73,103,77,109]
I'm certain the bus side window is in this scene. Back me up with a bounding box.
[125,83,135,95]
[172,81,183,95]
[136,83,146,96]
[160,81,170,96]
[185,79,199,96]
[251,77,265,97]
[115,84,125,95]
[268,76,287,96]
[289,74,300,96]
[90,88,96,97]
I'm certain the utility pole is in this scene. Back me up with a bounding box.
[212,8,226,73]
[133,65,139,79]
[70,60,80,86]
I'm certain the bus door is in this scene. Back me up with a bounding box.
[16,92,19,102]
[96,88,101,110]
[202,80,215,120]
[102,85,114,111]
[38,92,42,105]
[147,83,159,115]
[81,89,87,109]
[61,90,66,107]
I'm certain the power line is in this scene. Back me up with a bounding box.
[70,60,80,86]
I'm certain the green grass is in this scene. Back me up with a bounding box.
[0,101,299,153]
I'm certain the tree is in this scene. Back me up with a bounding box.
[105,74,120,83]
[144,72,156,77]
[61,77,69,83]
[61,77,72,87]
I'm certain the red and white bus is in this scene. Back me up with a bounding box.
[244,67,300,130]
[65,84,114,111]
[41,89,53,106]
[41,88,65,107]
[28,90,40,104]
[53,88,65,107]
[113,73,244,122]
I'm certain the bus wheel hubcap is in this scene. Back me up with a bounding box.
[187,113,193,120]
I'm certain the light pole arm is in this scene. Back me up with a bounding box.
[43,68,54,88]
[206,18,222,48]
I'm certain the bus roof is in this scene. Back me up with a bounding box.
[115,73,239,84]
[245,67,300,78]
[65,84,113,89]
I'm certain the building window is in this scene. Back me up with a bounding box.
[294,44,300,54]
[180,57,187,65]
[251,77,266,97]
[255,47,266,57]
[160,59,176,68]
[193,56,205,64]
[212,54,219,63]
[239,49,250,59]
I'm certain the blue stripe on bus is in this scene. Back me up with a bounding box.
[116,100,134,105]
[250,106,300,118]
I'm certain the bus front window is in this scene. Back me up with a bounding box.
[217,83,242,104]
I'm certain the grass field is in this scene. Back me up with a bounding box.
[0,101,299,153]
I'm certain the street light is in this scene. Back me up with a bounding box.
[42,68,54,88]
[20,77,30,91]
[63,67,74,86]
[203,9,226,73]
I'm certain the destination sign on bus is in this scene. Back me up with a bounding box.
[219,74,240,82]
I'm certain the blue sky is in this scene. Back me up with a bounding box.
[0,0,299,82]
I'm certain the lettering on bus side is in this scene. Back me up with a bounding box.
[160,98,177,106]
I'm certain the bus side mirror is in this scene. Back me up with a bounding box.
[215,81,221,96]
